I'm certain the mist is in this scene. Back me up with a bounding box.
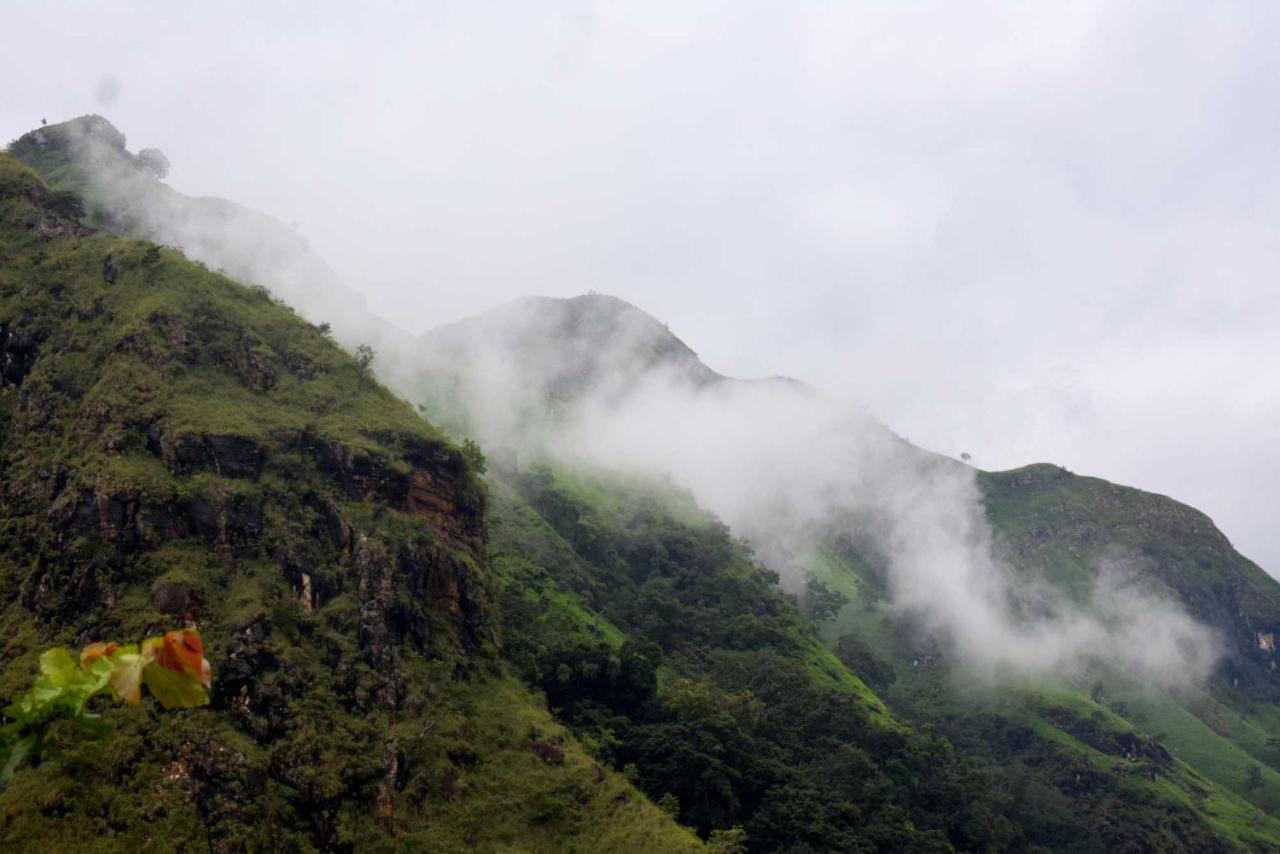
[3,5,1251,690]
[549,364,1219,687]
[5,2,1277,576]
[391,292,1220,687]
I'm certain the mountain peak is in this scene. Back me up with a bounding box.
[423,292,724,404]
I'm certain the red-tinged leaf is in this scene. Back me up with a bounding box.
[151,631,210,687]
[80,642,120,668]
[140,633,211,709]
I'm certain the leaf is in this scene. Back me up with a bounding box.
[107,646,144,706]
[141,661,210,709]
[150,631,211,689]
[38,648,77,687]
[80,642,120,668]
[140,632,211,709]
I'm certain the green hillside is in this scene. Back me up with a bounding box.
[804,464,1280,850]
[7,116,400,351]
[8,113,1280,852]
[0,152,700,852]
[477,452,1280,851]
[484,461,1019,850]
[408,294,1280,849]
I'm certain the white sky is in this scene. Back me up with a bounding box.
[3,1,1277,572]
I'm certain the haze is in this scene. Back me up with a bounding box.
[3,1,1277,573]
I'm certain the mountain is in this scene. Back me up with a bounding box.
[814,462,1280,843]
[413,293,1280,850]
[413,293,815,446]
[0,152,699,851]
[425,294,724,398]
[2,119,1019,852]
[7,114,1280,851]
[7,116,409,356]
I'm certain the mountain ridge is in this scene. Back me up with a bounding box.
[0,150,703,851]
[7,113,1280,851]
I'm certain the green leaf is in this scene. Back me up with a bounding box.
[108,647,144,705]
[142,661,210,709]
[38,648,78,686]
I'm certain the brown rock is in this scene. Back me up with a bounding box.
[151,580,197,619]
[531,740,565,765]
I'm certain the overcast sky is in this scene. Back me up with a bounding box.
[3,1,1277,572]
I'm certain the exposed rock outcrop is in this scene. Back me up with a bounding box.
[0,322,42,388]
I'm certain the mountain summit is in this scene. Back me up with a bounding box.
[423,293,723,402]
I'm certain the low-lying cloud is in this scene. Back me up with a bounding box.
[31,113,1219,692]
[543,363,1219,687]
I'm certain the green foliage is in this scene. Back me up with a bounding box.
[707,826,748,854]
[489,462,1016,850]
[461,437,487,474]
[801,571,848,623]
[0,633,211,783]
[834,632,897,691]
[354,343,375,380]
[0,649,109,782]
[0,152,699,851]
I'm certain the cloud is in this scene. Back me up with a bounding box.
[2,2,1275,574]
[537,363,1220,687]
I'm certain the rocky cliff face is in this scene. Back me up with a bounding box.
[0,152,501,847]
[0,144,704,853]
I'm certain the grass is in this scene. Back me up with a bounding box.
[0,151,702,850]
[803,497,1280,850]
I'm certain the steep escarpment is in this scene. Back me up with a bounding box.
[982,463,1280,696]
[0,153,699,851]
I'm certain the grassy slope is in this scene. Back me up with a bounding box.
[0,153,699,852]
[981,465,1280,781]
[494,463,893,721]
[803,463,1280,851]
[484,461,1043,852]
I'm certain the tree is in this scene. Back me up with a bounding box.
[802,573,848,623]
[136,148,171,179]
[354,344,375,382]
[960,452,972,464]
[707,827,748,854]
[461,438,487,474]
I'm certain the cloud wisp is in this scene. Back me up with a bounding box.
[541,363,1219,688]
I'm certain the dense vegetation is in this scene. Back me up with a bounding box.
[483,459,1280,851]
[0,152,699,851]
[487,466,1005,851]
[8,113,1280,851]
[804,466,1280,851]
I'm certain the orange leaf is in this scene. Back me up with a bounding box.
[153,632,204,680]
[79,642,120,668]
